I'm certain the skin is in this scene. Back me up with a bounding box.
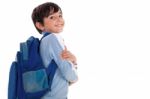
[35,10,77,65]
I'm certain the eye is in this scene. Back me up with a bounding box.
[59,14,62,18]
[49,16,54,19]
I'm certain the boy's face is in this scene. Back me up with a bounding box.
[39,10,64,33]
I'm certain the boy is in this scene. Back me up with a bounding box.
[32,2,78,99]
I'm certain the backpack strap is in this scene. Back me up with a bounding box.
[41,32,58,91]
[46,59,58,91]
[41,32,51,40]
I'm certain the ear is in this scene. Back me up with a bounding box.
[35,22,45,31]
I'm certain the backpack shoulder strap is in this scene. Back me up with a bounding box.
[41,32,51,40]
[40,32,58,91]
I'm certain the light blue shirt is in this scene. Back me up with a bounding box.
[40,33,78,99]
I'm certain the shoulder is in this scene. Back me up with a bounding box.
[41,33,65,52]
[41,33,59,44]
[45,33,57,41]
[41,33,64,48]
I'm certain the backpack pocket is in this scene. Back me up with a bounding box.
[23,69,49,93]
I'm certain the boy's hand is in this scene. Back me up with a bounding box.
[61,46,77,65]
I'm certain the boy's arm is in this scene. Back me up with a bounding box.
[48,35,78,83]
[61,51,78,85]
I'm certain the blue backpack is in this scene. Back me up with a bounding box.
[8,33,58,99]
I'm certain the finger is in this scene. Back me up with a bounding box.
[62,54,70,58]
[64,45,67,51]
[62,50,70,55]
[62,55,67,59]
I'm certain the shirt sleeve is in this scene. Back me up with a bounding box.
[47,34,78,82]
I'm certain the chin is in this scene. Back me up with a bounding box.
[54,31,63,33]
[57,30,63,33]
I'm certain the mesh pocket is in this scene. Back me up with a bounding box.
[23,69,49,92]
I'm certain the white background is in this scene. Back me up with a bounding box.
[0,0,150,99]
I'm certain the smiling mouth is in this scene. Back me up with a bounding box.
[56,24,63,27]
